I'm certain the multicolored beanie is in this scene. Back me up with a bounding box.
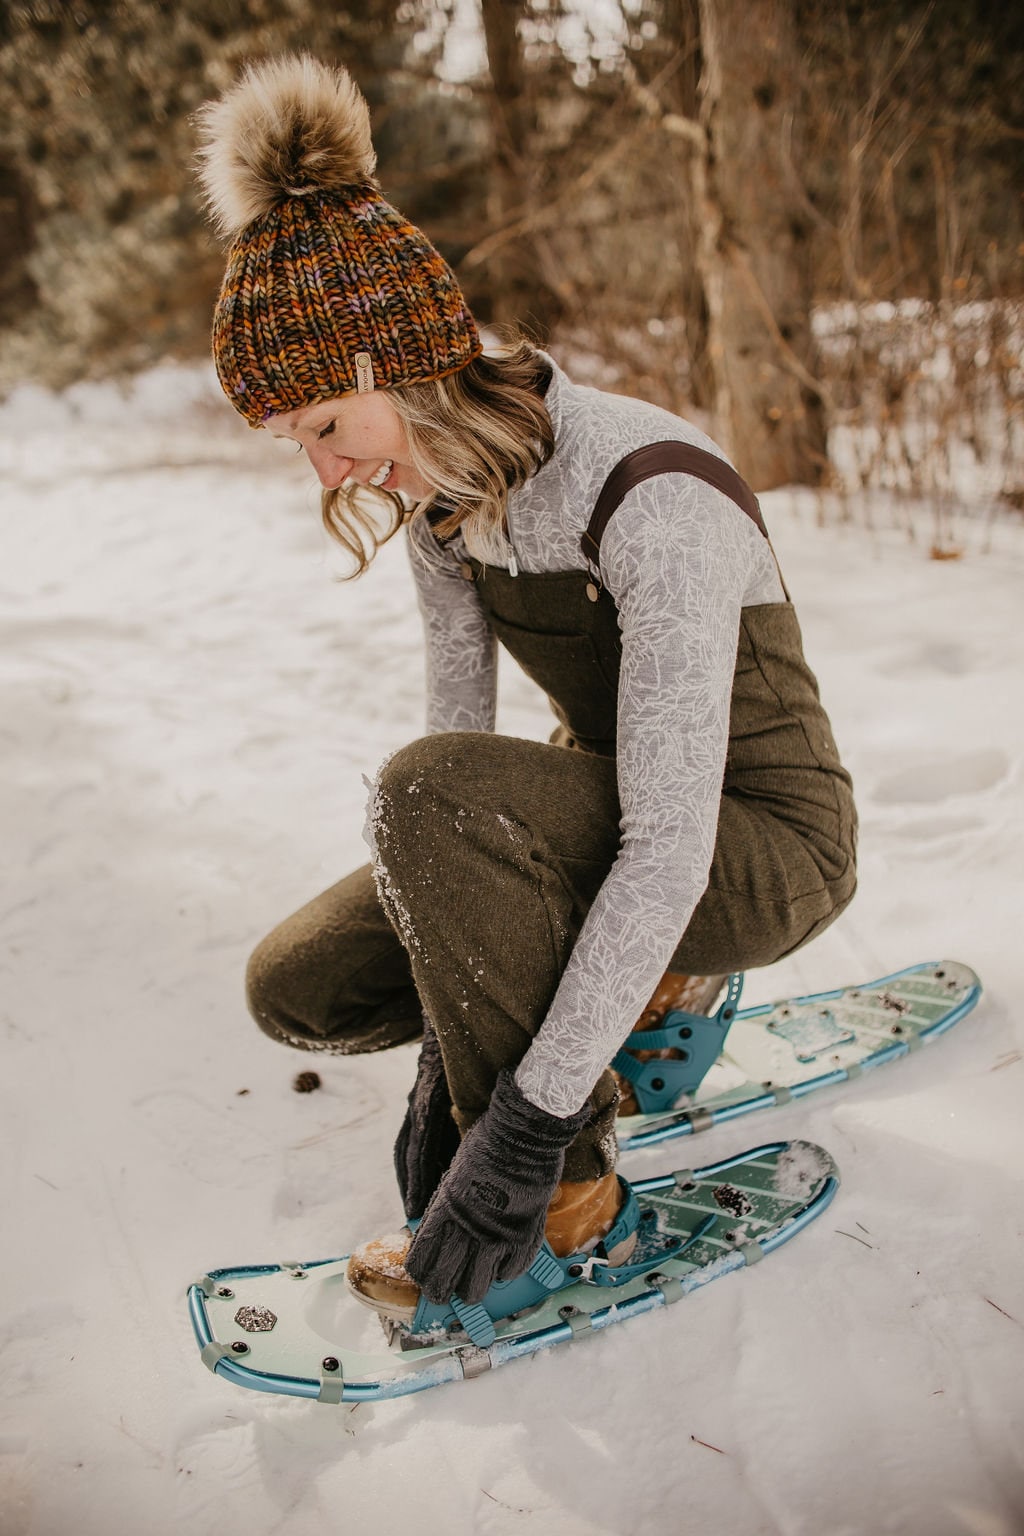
[194,54,482,425]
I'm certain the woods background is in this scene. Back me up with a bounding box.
[1,0,1021,528]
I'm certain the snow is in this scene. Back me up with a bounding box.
[771,1141,835,1201]
[2,361,1023,1536]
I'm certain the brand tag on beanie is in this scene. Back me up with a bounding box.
[355,352,374,393]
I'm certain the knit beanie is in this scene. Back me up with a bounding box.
[195,55,482,425]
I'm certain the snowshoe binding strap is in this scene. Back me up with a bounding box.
[404,1177,686,1349]
[612,973,744,1114]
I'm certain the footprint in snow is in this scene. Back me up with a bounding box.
[872,749,1009,806]
[132,1087,276,1188]
[0,1302,83,1392]
[875,639,977,678]
[888,814,985,841]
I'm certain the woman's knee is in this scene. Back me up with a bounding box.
[244,927,306,1045]
[370,733,489,865]
[372,730,602,839]
[244,866,424,1051]
[375,732,492,807]
[244,926,423,1053]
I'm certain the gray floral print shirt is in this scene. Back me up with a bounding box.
[404,357,785,1118]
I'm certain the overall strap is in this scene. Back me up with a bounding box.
[580,441,768,567]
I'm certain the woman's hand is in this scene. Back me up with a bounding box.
[393,1017,461,1219]
[404,1069,591,1305]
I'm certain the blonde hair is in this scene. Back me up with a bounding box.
[321,339,554,576]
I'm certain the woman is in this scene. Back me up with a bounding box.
[195,55,856,1332]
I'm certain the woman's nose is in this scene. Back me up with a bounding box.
[307,442,354,490]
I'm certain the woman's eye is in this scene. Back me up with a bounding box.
[317,420,336,440]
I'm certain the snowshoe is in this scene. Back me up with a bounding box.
[187,1139,838,1403]
[618,959,981,1152]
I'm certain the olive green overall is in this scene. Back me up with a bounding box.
[247,473,857,1180]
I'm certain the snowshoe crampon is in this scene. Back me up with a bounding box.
[187,1139,838,1403]
[617,959,981,1151]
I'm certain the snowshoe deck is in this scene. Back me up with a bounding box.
[187,1140,838,1403]
[618,959,981,1152]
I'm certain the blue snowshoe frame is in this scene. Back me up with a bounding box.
[187,1141,839,1404]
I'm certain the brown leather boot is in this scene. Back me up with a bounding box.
[543,1169,637,1263]
[345,1229,420,1321]
[615,972,728,1116]
[346,1169,636,1322]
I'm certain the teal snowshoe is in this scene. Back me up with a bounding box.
[188,1140,839,1403]
[398,1175,697,1350]
[617,960,981,1149]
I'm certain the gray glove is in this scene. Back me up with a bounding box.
[393,1018,461,1220]
[404,1068,591,1305]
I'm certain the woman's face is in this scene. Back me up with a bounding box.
[266,391,432,500]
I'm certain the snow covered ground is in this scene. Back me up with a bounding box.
[2,361,1022,1536]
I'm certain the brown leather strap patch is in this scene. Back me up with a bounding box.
[580,441,768,567]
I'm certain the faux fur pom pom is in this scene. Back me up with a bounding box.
[195,54,377,237]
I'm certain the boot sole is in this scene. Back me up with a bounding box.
[345,1271,418,1324]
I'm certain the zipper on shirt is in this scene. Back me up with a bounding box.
[504,509,519,576]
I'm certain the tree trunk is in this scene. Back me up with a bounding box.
[657,0,712,411]
[478,0,562,336]
[689,0,826,488]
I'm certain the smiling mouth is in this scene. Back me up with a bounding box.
[368,460,394,489]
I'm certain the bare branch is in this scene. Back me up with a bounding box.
[460,117,658,269]
[621,59,705,150]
